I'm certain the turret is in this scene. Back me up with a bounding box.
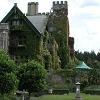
[52,1,68,15]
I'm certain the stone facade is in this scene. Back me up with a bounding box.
[0,23,9,52]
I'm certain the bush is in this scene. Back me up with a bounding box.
[52,89,69,95]
[17,60,47,96]
[84,89,100,95]
[0,73,18,95]
[0,49,18,95]
[84,85,100,95]
[49,83,75,92]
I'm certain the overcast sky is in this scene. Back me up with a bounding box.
[0,0,100,53]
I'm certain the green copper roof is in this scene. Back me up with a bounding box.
[76,62,91,69]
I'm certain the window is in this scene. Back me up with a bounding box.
[0,31,8,50]
[18,36,25,47]
[12,20,19,26]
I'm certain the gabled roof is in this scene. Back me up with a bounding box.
[1,3,41,36]
[27,15,48,34]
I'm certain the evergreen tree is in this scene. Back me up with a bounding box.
[0,49,18,95]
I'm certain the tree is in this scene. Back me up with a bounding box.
[0,73,18,95]
[88,61,100,85]
[0,49,18,95]
[96,52,100,61]
[75,50,100,85]
[17,60,47,98]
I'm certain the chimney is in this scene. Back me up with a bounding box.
[27,2,38,16]
[14,3,17,7]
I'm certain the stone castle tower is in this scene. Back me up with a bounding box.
[47,1,74,68]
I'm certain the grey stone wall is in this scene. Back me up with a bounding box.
[0,23,9,52]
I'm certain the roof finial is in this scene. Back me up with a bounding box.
[14,3,17,6]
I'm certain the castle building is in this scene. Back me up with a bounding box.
[0,1,74,69]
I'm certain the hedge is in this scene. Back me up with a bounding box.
[84,85,100,95]
[52,89,69,95]
[84,89,100,95]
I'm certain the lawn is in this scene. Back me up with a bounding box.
[31,93,100,100]
[0,93,100,100]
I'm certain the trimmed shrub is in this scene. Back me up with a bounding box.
[52,89,69,95]
[84,89,100,95]
[84,85,100,95]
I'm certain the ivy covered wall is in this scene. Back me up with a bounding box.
[47,9,70,68]
[42,31,60,70]
[1,3,75,70]
[1,5,42,63]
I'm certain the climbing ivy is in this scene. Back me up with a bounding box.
[47,13,70,68]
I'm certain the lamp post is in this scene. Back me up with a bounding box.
[75,82,82,100]
[75,61,91,100]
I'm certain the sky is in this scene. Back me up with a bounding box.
[0,0,100,53]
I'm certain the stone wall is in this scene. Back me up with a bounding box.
[0,23,9,52]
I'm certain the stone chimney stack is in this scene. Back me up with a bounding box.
[27,2,38,16]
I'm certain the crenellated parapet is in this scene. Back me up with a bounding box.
[37,12,50,16]
[52,1,68,15]
[53,1,67,7]
[53,1,68,15]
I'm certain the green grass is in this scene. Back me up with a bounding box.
[31,93,100,100]
[0,93,100,100]
[0,95,16,100]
